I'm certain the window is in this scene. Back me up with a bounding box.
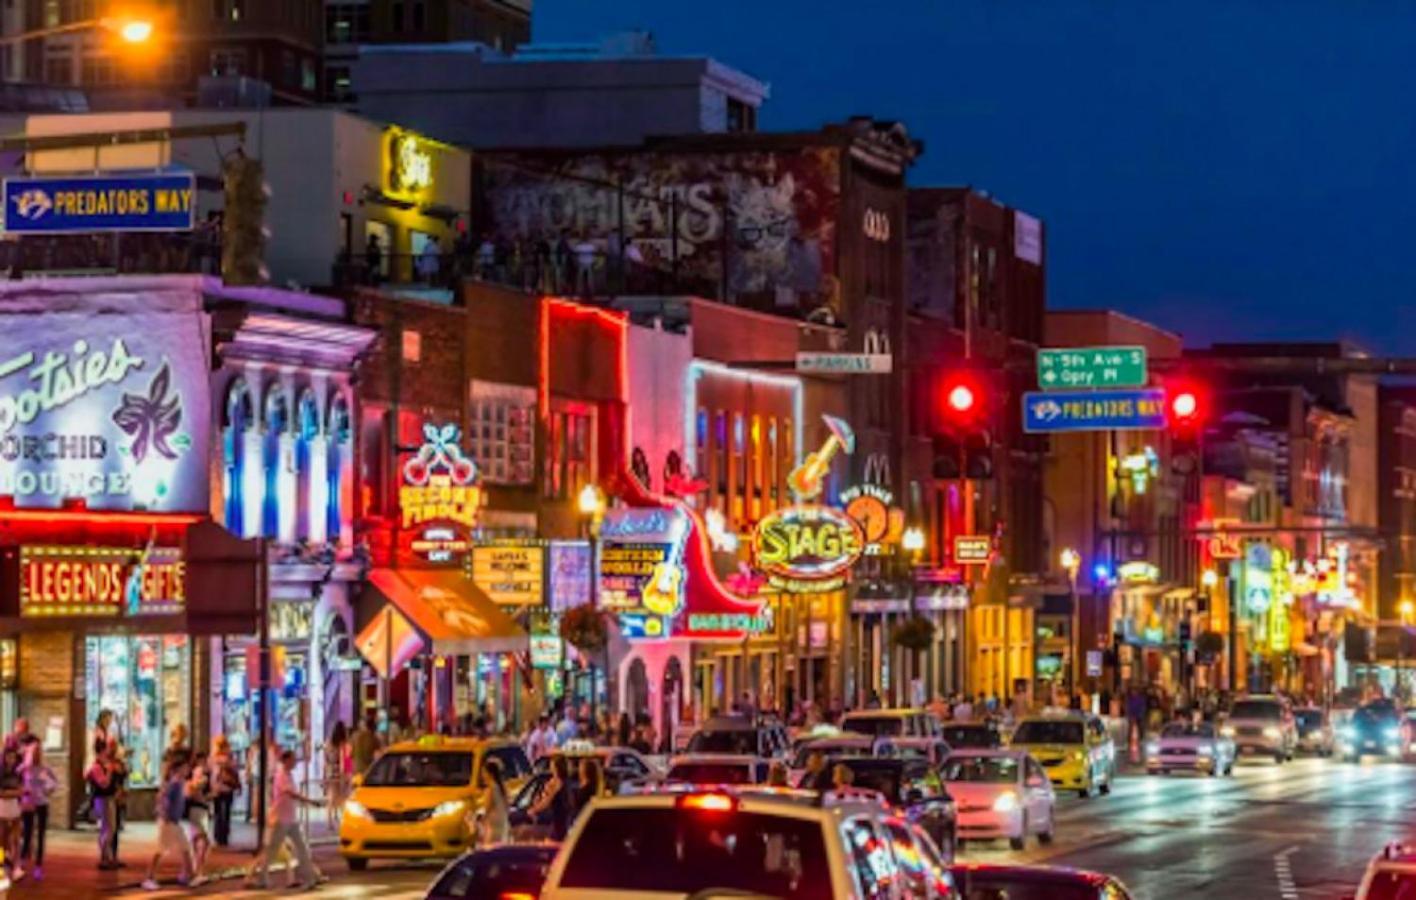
[412,1,425,30]
[364,752,474,787]
[86,636,191,790]
[844,818,896,900]
[431,847,557,899]
[726,97,757,133]
[884,821,930,898]
[484,746,532,780]
[210,48,247,77]
[280,50,296,87]
[714,411,728,510]
[544,406,592,500]
[749,414,763,520]
[694,408,708,485]
[767,418,779,509]
[392,2,404,31]
[45,53,75,86]
[470,382,535,485]
[733,412,746,522]
[325,3,371,43]
[301,58,316,92]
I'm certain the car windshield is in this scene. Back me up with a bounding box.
[835,760,902,798]
[1012,721,1084,745]
[841,715,905,737]
[1355,707,1400,727]
[433,848,558,898]
[943,756,1019,784]
[1294,711,1324,732]
[559,807,832,898]
[362,751,474,787]
[687,730,757,754]
[667,763,753,785]
[949,872,1101,900]
[942,726,996,748]
[1162,723,1215,739]
[1230,701,1282,720]
[1362,871,1416,900]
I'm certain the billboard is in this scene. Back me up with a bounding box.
[3,172,196,234]
[481,148,841,309]
[0,285,211,511]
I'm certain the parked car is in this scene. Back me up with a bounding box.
[841,708,940,738]
[1221,695,1297,763]
[942,750,1055,850]
[1008,712,1116,798]
[541,786,924,898]
[949,863,1134,899]
[1294,707,1336,757]
[424,844,559,900]
[799,755,956,858]
[1144,721,1236,776]
[685,715,791,759]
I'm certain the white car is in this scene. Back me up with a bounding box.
[542,785,943,898]
[1145,722,1236,776]
[942,750,1055,851]
[1354,841,1416,899]
[663,753,771,786]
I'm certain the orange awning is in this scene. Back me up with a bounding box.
[360,568,527,659]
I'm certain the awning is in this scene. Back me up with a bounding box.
[358,568,527,662]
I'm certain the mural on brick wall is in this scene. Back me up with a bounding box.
[480,148,842,314]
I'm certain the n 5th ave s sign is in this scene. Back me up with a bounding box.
[4,172,196,234]
[1023,388,1167,433]
[1037,346,1146,390]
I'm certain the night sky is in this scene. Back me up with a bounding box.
[538,1,1416,352]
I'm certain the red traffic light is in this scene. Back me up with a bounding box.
[947,384,976,414]
[1171,391,1198,420]
[1167,381,1207,430]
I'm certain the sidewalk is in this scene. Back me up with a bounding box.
[7,816,342,899]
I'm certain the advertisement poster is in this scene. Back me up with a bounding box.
[481,148,841,310]
[0,283,211,511]
[548,541,592,612]
[471,543,545,606]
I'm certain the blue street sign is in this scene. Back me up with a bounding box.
[1022,388,1167,433]
[3,171,196,234]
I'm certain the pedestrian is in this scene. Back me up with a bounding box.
[87,740,119,869]
[1125,685,1147,750]
[18,734,53,880]
[168,723,190,758]
[953,694,975,722]
[830,764,855,790]
[476,758,509,847]
[185,750,213,883]
[574,757,604,814]
[142,750,199,890]
[323,721,350,830]
[351,714,378,777]
[209,735,240,847]
[0,742,22,881]
[767,761,790,787]
[528,755,573,841]
[245,749,321,891]
[629,724,652,756]
[526,715,553,762]
[108,735,130,862]
[364,233,383,284]
[802,751,828,791]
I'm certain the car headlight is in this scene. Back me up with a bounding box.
[1386,727,1401,740]
[1196,744,1214,756]
[343,800,370,819]
[431,800,466,819]
[1340,726,1356,739]
[1220,726,1236,738]
[1144,742,1160,757]
[1072,748,1088,761]
[992,791,1020,813]
[1263,727,1281,739]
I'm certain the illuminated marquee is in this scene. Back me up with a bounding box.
[20,546,185,617]
[389,132,433,194]
[400,423,482,561]
[754,504,864,593]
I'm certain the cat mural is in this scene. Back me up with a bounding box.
[726,172,823,296]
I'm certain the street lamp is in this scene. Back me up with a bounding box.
[118,19,155,43]
[1399,600,1414,700]
[577,483,607,722]
[0,16,155,46]
[1060,549,1082,694]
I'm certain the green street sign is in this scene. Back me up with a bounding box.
[1037,346,1147,390]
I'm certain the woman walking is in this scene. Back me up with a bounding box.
[87,741,119,869]
[18,738,54,880]
[323,722,350,830]
[0,743,24,880]
[209,736,240,847]
[476,758,509,847]
[185,751,214,882]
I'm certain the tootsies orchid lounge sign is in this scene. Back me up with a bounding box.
[0,285,211,511]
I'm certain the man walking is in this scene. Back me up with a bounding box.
[245,750,321,891]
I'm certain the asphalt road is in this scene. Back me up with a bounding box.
[122,756,1411,899]
[962,756,1415,899]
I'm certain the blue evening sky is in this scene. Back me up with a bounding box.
[535,1,1416,351]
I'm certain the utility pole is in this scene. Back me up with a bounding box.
[255,536,270,851]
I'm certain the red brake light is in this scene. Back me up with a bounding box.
[499,893,535,900]
[677,792,737,813]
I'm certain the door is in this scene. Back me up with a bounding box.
[1023,758,1052,831]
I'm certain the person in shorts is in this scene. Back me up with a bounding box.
[185,750,213,881]
[142,751,200,891]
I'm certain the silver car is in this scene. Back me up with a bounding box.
[1145,721,1236,776]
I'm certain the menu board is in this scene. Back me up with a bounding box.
[470,543,545,606]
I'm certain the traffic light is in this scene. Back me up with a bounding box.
[933,370,993,479]
[940,371,985,427]
[222,153,268,286]
[1166,379,1207,432]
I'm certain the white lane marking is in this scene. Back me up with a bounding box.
[1274,844,1300,900]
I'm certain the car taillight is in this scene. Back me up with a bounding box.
[499,893,535,900]
[677,792,738,813]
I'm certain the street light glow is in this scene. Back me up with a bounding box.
[1202,569,1220,588]
[902,526,926,554]
[577,483,605,517]
[118,19,153,43]
[1400,599,1414,620]
[1060,547,1081,573]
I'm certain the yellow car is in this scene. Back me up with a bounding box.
[339,735,532,871]
[1008,712,1116,798]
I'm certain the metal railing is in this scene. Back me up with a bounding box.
[0,229,221,277]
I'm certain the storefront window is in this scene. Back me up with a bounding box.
[86,636,191,789]
[223,647,309,757]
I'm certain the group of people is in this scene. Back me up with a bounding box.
[0,718,59,883]
[522,706,665,761]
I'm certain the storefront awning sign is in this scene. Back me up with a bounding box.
[754,504,864,594]
[600,507,689,618]
[400,422,483,562]
[953,536,992,565]
[20,545,184,618]
[529,634,562,669]
[842,484,903,557]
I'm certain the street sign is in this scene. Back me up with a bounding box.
[1022,388,1167,433]
[3,171,196,234]
[1037,346,1147,390]
[795,352,893,374]
[953,536,992,564]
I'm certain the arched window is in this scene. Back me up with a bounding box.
[263,387,291,539]
[296,389,321,541]
[222,379,254,536]
[326,393,352,543]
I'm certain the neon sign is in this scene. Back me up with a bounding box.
[400,423,482,559]
[20,545,185,617]
[754,504,863,593]
[389,132,433,194]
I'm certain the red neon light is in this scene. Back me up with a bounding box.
[0,510,203,527]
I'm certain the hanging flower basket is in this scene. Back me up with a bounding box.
[892,615,936,652]
[559,602,609,655]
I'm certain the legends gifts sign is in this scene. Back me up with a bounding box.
[0,285,211,511]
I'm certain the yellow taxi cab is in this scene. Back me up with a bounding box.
[339,735,532,871]
[1008,711,1116,798]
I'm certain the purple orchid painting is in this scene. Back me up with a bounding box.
[112,362,184,463]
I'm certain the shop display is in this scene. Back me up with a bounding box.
[85,635,190,789]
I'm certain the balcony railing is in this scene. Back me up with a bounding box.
[0,229,221,278]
